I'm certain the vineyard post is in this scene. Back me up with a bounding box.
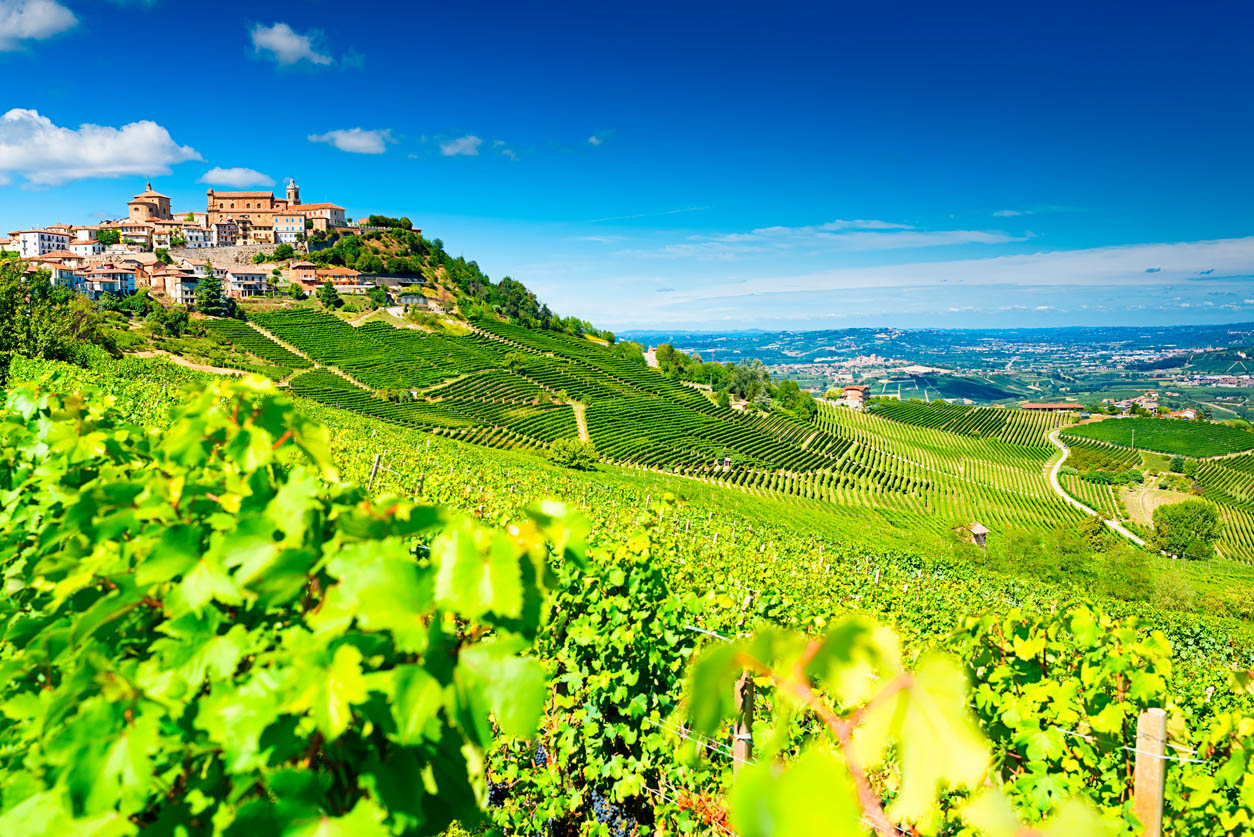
[1133,707,1166,837]
[368,454,382,491]
[732,671,754,776]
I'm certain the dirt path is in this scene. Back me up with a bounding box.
[572,402,589,442]
[1047,430,1147,547]
[130,350,248,377]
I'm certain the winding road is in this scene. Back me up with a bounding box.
[1046,430,1146,547]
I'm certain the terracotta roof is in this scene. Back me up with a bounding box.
[970,523,990,535]
[1020,402,1083,409]
[844,385,870,392]
[209,191,276,198]
[297,203,345,211]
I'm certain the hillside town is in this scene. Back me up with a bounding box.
[0,180,437,308]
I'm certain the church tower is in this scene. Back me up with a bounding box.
[286,178,301,206]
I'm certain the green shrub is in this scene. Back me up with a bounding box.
[548,437,598,470]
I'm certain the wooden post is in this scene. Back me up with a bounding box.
[732,671,754,776]
[1133,707,1166,837]
[367,454,382,491]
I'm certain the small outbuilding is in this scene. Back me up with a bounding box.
[970,522,990,547]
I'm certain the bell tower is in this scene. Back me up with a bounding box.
[286,178,301,206]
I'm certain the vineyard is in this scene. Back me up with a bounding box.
[1063,415,1254,457]
[179,311,1120,549]
[9,353,1254,836]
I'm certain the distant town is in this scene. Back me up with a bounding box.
[0,179,439,310]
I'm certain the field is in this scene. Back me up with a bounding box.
[867,372,1025,402]
[1063,415,1254,457]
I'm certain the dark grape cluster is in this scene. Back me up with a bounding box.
[487,780,509,808]
[589,789,635,837]
[533,742,548,767]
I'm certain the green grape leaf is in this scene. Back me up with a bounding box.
[727,747,862,837]
[458,639,546,738]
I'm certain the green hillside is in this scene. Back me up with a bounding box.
[1063,415,1254,457]
[1133,347,1254,374]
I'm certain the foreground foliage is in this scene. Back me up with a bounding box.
[0,374,584,834]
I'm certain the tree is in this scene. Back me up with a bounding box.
[287,283,307,300]
[194,274,235,317]
[1152,499,1221,559]
[155,248,172,264]
[1170,455,1186,473]
[716,389,732,410]
[0,262,113,384]
[273,243,295,260]
[317,281,339,308]
[96,229,120,246]
[547,438,598,470]
[169,232,186,248]
[367,285,389,306]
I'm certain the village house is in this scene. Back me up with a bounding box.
[78,263,137,299]
[12,229,71,258]
[224,267,269,298]
[309,266,368,294]
[68,238,104,257]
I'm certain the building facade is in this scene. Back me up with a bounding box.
[13,229,71,258]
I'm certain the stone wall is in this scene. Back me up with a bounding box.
[167,244,276,266]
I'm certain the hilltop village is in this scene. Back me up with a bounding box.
[0,180,438,309]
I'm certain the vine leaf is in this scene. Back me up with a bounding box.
[727,747,862,837]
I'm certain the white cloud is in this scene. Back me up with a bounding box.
[308,127,393,154]
[620,218,1022,261]
[0,108,201,186]
[0,0,77,50]
[657,237,1254,302]
[993,209,1029,217]
[250,22,332,66]
[491,139,518,161]
[198,166,274,188]
[587,130,613,147]
[440,135,482,157]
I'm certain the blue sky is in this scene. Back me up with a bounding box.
[2,0,1253,331]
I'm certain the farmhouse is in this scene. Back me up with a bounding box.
[1020,402,1083,412]
[843,385,870,410]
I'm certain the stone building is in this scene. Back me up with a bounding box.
[128,183,172,222]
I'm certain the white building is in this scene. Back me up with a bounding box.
[182,225,212,248]
[72,225,99,242]
[178,257,212,277]
[13,229,71,259]
[79,264,137,299]
[68,239,105,257]
[225,267,269,298]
